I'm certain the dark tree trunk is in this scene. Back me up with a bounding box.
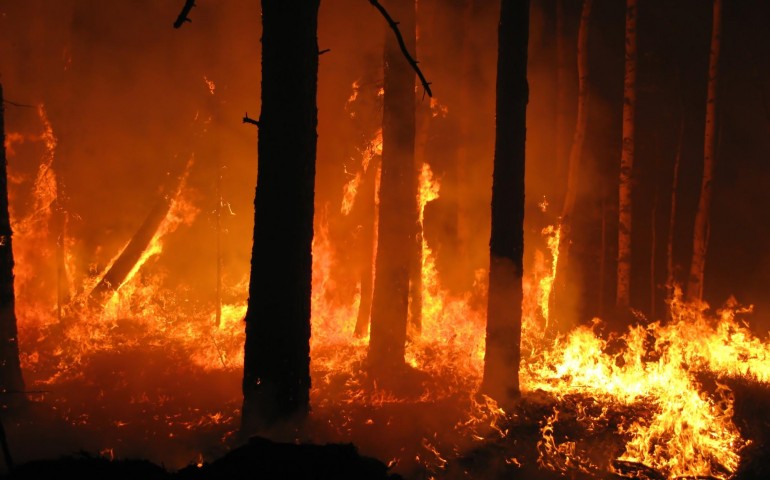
[241,1,319,433]
[368,0,417,372]
[687,0,721,302]
[88,172,185,308]
[0,84,25,401]
[481,0,530,405]
[551,0,591,327]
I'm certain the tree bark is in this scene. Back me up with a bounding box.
[616,0,637,308]
[687,0,721,303]
[354,157,380,338]
[368,0,416,372]
[555,0,569,194]
[552,0,591,317]
[0,84,25,402]
[481,0,530,405]
[242,1,319,433]
[666,110,684,309]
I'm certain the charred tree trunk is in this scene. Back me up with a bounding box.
[409,103,426,336]
[555,0,569,197]
[481,0,530,405]
[241,1,319,432]
[88,169,186,307]
[666,112,684,307]
[552,0,592,318]
[354,157,380,338]
[0,84,25,401]
[687,0,721,303]
[368,0,416,372]
[616,0,636,309]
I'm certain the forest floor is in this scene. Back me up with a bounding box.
[1,346,769,479]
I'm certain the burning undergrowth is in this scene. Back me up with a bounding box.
[4,109,770,480]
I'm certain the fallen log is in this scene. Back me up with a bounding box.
[88,165,189,308]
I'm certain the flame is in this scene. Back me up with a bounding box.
[203,76,216,95]
[5,105,767,479]
[521,285,749,477]
[340,129,382,215]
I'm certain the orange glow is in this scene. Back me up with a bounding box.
[340,129,382,216]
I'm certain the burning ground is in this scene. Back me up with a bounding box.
[2,1,770,479]
[3,127,770,478]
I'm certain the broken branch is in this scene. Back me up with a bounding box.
[173,0,196,29]
[368,0,433,97]
[242,114,259,127]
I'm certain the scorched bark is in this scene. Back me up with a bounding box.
[481,0,530,404]
[241,1,319,432]
[0,84,25,400]
[368,0,417,372]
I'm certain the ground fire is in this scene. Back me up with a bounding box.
[1,1,770,479]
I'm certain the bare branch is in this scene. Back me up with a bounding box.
[2,99,34,108]
[243,113,259,127]
[318,48,331,56]
[368,0,432,97]
[173,0,196,29]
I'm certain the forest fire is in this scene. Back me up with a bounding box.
[2,1,770,479]
[6,110,762,477]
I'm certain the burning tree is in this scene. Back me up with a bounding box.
[241,1,320,433]
[367,0,418,376]
[480,0,530,404]
[0,84,25,402]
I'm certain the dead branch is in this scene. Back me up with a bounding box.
[368,0,432,98]
[242,113,259,127]
[173,0,196,29]
[318,48,331,56]
[1,99,33,108]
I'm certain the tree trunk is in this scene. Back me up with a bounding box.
[552,0,591,317]
[88,174,183,307]
[555,0,569,195]
[409,111,425,336]
[368,0,417,372]
[481,0,530,405]
[687,0,721,303]
[354,157,380,338]
[242,1,319,433]
[616,0,636,308]
[0,84,25,402]
[666,111,684,308]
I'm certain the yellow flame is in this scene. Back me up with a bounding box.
[340,129,382,216]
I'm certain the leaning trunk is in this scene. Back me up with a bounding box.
[368,0,417,372]
[241,0,319,433]
[0,84,25,401]
[687,0,722,302]
[88,170,187,308]
[481,0,530,405]
[616,0,637,308]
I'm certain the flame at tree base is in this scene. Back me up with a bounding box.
[6,117,769,478]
